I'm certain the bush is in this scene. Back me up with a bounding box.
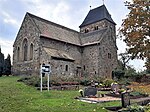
[127,104,145,112]
[130,91,142,97]
[120,104,145,112]
[80,79,91,86]
[18,75,48,87]
[103,79,115,87]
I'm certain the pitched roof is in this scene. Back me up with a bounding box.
[27,13,81,46]
[80,28,107,45]
[44,47,74,61]
[79,5,116,28]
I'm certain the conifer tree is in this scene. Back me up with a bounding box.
[0,46,4,76]
[3,54,11,76]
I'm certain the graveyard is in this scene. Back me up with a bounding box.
[0,75,150,112]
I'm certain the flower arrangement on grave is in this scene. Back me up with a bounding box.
[79,89,84,97]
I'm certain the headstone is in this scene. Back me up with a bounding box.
[84,87,97,97]
[111,83,119,94]
[121,92,130,108]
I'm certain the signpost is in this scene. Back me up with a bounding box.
[40,64,51,92]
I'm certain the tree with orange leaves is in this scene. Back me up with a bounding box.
[119,0,150,72]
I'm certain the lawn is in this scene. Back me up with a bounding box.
[0,76,121,112]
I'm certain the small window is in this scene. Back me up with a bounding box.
[94,26,98,30]
[85,29,89,33]
[108,53,111,59]
[65,65,68,71]
[83,65,85,71]
[17,47,20,61]
[95,71,96,74]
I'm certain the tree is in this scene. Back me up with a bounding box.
[0,46,4,76]
[145,58,150,73]
[119,53,130,70]
[3,54,11,76]
[119,0,150,71]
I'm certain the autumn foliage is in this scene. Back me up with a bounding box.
[119,0,150,71]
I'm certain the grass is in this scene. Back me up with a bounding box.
[128,82,150,95]
[0,76,121,112]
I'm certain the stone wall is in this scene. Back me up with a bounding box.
[82,45,99,77]
[40,37,82,76]
[98,29,118,78]
[80,20,115,35]
[13,14,41,75]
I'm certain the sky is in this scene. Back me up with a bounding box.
[0,0,145,71]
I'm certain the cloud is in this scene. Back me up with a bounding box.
[0,11,19,26]
[0,37,13,58]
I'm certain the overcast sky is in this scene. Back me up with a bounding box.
[0,0,145,71]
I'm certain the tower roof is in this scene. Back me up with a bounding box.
[79,5,116,28]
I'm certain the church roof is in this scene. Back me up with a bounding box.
[44,47,74,61]
[27,13,81,46]
[79,5,116,28]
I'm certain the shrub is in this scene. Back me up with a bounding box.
[103,79,115,87]
[120,104,145,112]
[127,104,145,112]
[18,75,48,87]
[80,79,91,86]
[130,91,142,97]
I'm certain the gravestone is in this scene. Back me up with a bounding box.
[121,92,130,108]
[84,87,97,97]
[111,83,119,94]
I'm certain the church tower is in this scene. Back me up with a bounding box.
[79,5,118,78]
[79,5,116,40]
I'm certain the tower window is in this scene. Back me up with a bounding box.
[65,65,68,71]
[94,26,98,30]
[85,29,89,33]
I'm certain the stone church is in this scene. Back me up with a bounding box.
[13,5,118,78]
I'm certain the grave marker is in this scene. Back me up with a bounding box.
[111,83,119,94]
[121,92,130,108]
[84,87,97,97]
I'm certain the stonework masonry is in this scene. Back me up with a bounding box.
[13,5,118,78]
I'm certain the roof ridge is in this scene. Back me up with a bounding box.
[27,12,79,33]
[79,5,116,28]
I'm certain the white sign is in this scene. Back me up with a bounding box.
[40,64,51,92]
[41,65,51,73]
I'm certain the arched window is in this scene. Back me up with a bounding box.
[30,43,33,60]
[85,29,89,33]
[22,38,28,61]
[17,47,20,61]
[94,26,98,30]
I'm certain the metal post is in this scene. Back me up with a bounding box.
[40,64,42,92]
[47,73,49,91]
